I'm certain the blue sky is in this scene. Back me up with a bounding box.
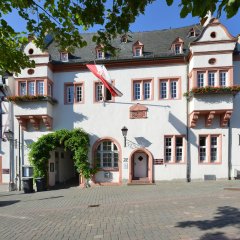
[4,0,240,36]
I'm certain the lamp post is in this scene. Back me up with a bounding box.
[3,129,15,191]
[121,126,128,147]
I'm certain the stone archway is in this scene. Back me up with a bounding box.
[129,148,153,184]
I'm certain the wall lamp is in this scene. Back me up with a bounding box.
[3,129,14,141]
[121,126,128,147]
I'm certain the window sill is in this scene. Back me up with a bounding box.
[98,168,119,172]
[7,95,58,105]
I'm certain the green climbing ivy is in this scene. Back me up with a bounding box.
[28,128,97,180]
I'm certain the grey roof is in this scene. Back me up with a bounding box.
[47,24,203,64]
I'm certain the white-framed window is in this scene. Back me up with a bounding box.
[20,82,27,96]
[133,80,152,101]
[28,82,35,95]
[199,136,207,162]
[96,140,119,168]
[220,72,227,87]
[197,72,204,87]
[95,82,112,102]
[171,81,177,98]
[199,135,221,163]
[37,81,44,95]
[208,72,215,86]
[97,50,104,59]
[160,81,167,99]
[160,78,180,100]
[134,48,142,57]
[60,52,68,62]
[66,85,74,103]
[210,136,218,162]
[65,83,83,104]
[164,135,185,163]
[175,44,181,54]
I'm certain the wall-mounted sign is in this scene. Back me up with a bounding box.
[123,163,128,169]
[123,158,128,162]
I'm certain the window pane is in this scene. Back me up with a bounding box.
[199,136,206,162]
[37,81,44,95]
[175,45,180,54]
[103,141,111,151]
[102,153,112,167]
[165,148,172,161]
[106,88,112,101]
[28,82,35,95]
[114,153,118,167]
[96,83,103,101]
[20,82,27,96]
[220,72,227,87]
[67,86,74,103]
[166,137,172,146]
[160,81,167,99]
[200,148,206,161]
[143,81,150,99]
[76,85,82,102]
[176,148,182,162]
[208,72,215,86]
[200,137,206,146]
[197,73,204,87]
[134,82,141,100]
[171,81,177,98]
[176,137,183,146]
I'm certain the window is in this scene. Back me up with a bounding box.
[37,81,44,95]
[132,79,152,101]
[65,83,83,104]
[171,81,177,98]
[164,136,185,163]
[20,82,27,96]
[133,40,144,57]
[97,50,104,59]
[96,140,119,168]
[18,79,52,97]
[199,136,206,162]
[60,52,68,62]
[175,44,181,54]
[199,135,221,163]
[159,78,180,100]
[220,72,227,87]
[95,82,112,102]
[208,72,215,86]
[28,82,35,95]
[197,72,204,87]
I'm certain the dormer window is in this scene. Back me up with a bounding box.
[96,45,105,59]
[171,38,184,55]
[188,28,195,37]
[133,41,144,57]
[121,34,128,43]
[60,52,68,62]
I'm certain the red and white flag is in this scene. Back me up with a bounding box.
[86,64,123,97]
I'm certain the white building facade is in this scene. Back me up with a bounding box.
[1,18,240,187]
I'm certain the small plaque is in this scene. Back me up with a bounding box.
[123,163,128,169]
[2,169,10,174]
[154,159,164,165]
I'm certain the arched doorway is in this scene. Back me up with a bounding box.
[129,148,153,184]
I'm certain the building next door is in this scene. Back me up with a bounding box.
[133,152,148,179]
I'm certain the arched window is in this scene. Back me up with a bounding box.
[96,140,119,168]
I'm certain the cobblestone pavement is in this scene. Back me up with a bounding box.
[0,181,240,240]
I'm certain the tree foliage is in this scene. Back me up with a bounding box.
[28,128,96,180]
[0,0,239,74]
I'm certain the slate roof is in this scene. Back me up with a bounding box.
[47,24,203,64]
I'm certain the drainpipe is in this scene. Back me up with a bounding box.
[228,119,232,180]
[186,56,191,182]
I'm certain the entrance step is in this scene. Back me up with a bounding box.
[127,180,155,185]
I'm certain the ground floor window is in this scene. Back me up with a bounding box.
[199,134,221,163]
[164,135,185,163]
[96,140,119,168]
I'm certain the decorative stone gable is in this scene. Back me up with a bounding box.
[130,103,148,119]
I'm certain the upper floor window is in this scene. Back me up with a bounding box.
[60,52,68,62]
[197,72,204,87]
[164,135,185,163]
[220,71,227,87]
[132,79,152,101]
[194,70,230,88]
[95,45,105,59]
[159,78,180,100]
[65,83,83,104]
[18,79,52,97]
[188,28,195,37]
[208,72,215,86]
[95,82,112,102]
[199,135,221,164]
[171,37,184,54]
[133,40,144,57]
[96,140,119,168]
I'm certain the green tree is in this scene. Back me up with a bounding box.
[1,0,239,74]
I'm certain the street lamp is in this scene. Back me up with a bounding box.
[4,129,13,140]
[121,126,128,147]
